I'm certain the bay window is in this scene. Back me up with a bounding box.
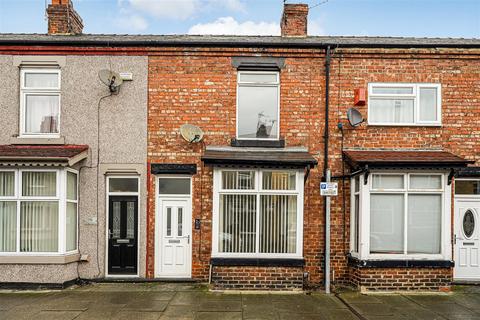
[213,169,303,258]
[350,172,450,260]
[0,169,78,255]
[20,68,61,137]
[368,83,441,126]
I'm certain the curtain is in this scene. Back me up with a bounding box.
[408,194,441,254]
[0,202,16,252]
[369,98,414,123]
[372,175,404,189]
[260,195,297,254]
[67,172,77,200]
[20,201,58,252]
[222,171,255,190]
[219,194,256,253]
[66,202,77,251]
[0,172,14,196]
[25,95,59,134]
[370,194,404,253]
[22,171,56,197]
[262,171,296,190]
[24,72,58,88]
[410,175,441,189]
[419,88,437,121]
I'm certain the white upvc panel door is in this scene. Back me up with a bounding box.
[454,199,480,281]
[157,199,191,278]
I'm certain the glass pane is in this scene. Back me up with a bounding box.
[158,178,190,195]
[25,95,59,134]
[407,194,441,254]
[24,72,59,88]
[239,73,277,83]
[20,201,58,252]
[66,202,77,251]
[222,171,255,190]
[419,88,438,122]
[126,202,135,239]
[22,171,56,197]
[369,98,414,124]
[67,172,77,200]
[372,175,404,190]
[463,210,475,239]
[109,178,138,193]
[0,172,15,197]
[112,202,121,239]
[166,207,172,236]
[370,194,404,254]
[237,85,279,139]
[262,171,296,190]
[455,180,480,195]
[410,175,441,189]
[371,86,413,95]
[354,194,360,252]
[219,194,256,253]
[260,195,297,254]
[178,207,183,237]
[0,202,17,252]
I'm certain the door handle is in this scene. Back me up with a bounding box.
[185,235,190,244]
[108,230,113,239]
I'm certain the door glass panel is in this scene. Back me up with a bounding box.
[109,178,138,193]
[178,207,183,237]
[126,202,135,239]
[166,207,172,236]
[112,202,121,239]
[463,210,475,239]
[455,181,480,195]
[158,179,190,195]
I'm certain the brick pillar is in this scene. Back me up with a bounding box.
[280,3,309,37]
[46,0,83,35]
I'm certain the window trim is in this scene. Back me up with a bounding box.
[351,171,451,261]
[367,83,441,126]
[212,168,304,259]
[0,168,78,256]
[19,68,61,138]
[65,169,78,253]
[236,70,281,141]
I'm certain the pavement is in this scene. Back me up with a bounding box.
[0,282,479,320]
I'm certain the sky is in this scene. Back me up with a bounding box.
[0,0,479,38]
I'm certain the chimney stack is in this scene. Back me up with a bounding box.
[281,3,308,37]
[47,0,83,35]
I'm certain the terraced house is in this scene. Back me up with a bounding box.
[0,0,479,292]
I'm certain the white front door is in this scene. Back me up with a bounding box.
[454,199,480,281]
[156,199,191,278]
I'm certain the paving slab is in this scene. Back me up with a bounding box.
[159,305,195,319]
[195,311,243,320]
[114,311,163,320]
[33,310,83,320]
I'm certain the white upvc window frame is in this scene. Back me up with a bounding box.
[212,168,304,259]
[368,83,442,126]
[351,171,451,261]
[20,68,61,138]
[236,70,281,141]
[65,169,79,253]
[0,167,78,256]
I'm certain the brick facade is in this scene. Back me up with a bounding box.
[349,266,452,292]
[281,4,309,37]
[211,266,304,290]
[46,0,83,35]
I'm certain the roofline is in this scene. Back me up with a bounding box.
[1,38,480,49]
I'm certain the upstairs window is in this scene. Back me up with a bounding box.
[20,69,61,137]
[368,83,441,126]
[237,71,279,140]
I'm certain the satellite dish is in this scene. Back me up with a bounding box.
[98,69,123,93]
[180,124,204,143]
[347,108,364,127]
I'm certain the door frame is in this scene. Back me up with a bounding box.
[453,178,480,281]
[105,175,140,278]
[154,175,192,278]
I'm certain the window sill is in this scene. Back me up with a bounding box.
[347,255,454,268]
[10,136,65,145]
[367,123,442,128]
[230,138,285,148]
[0,253,80,265]
[210,257,304,267]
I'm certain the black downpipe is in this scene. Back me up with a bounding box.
[323,46,331,289]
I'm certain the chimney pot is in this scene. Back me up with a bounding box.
[281,3,309,37]
[47,0,84,35]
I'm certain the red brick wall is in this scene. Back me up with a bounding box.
[281,4,309,37]
[350,266,452,292]
[47,0,83,35]
[212,266,304,290]
[146,46,480,289]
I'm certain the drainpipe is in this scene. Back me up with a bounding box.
[324,46,332,294]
